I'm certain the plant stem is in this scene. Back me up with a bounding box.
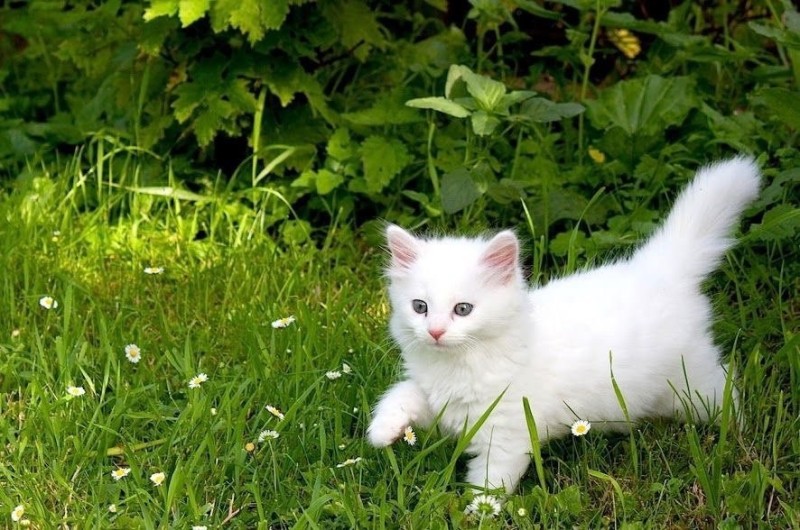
[577,0,606,162]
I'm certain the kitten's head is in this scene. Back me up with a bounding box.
[385,225,525,353]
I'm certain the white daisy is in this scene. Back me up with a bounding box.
[111,467,131,480]
[108,504,117,513]
[571,419,591,437]
[258,430,279,442]
[150,472,166,486]
[465,494,502,518]
[403,426,417,446]
[336,457,363,468]
[66,385,86,398]
[39,296,58,309]
[271,315,296,328]
[11,505,24,522]
[341,363,352,374]
[188,373,208,389]
[143,266,165,275]
[265,404,285,420]
[124,344,141,364]
[326,370,342,380]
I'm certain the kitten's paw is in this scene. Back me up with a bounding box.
[367,411,409,447]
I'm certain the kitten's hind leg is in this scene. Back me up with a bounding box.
[367,380,433,447]
[465,447,530,494]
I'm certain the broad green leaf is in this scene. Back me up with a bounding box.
[178,0,210,27]
[327,128,355,161]
[321,0,386,61]
[519,98,585,122]
[445,64,473,98]
[315,169,343,195]
[461,69,506,111]
[193,99,234,146]
[753,88,800,129]
[144,0,178,21]
[290,170,315,189]
[585,75,697,135]
[406,27,468,76]
[262,0,289,30]
[212,0,271,43]
[361,136,410,193]
[470,111,500,136]
[749,22,800,48]
[229,2,264,43]
[193,110,221,147]
[343,98,423,125]
[497,90,537,112]
[745,204,800,242]
[405,97,470,118]
[441,167,482,214]
[264,61,320,107]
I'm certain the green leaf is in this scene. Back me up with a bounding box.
[745,204,800,242]
[211,0,282,43]
[343,99,423,125]
[519,98,585,122]
[229,0,265,42]
[321,0,386,61]
[193,99,234,146]
[749,22,800,48]
[470,111,500,136]
[262,0,290,30]
[405,97,471,118]
[315,169,344,195]
[753,88,800,129]
[226,79,258,114]
[361,136,410,193]
[144,0,178,21]
[445,64,473,98]
[460,69,507,111]
[496,90,537,113]
[515,0,561,20]
[441,167,481,213]
[327,128,356,161]
[585,75,697,135]
[178,0,210,27]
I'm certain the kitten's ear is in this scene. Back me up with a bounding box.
[481,231,520,284]
[386,225,420,271]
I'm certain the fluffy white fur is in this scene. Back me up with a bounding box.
[367,157,761,493]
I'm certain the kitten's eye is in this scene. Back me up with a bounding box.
[454,303,473,316]
[412,299,428,314]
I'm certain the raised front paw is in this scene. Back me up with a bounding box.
[367,410,410,447]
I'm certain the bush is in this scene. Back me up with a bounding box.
[1,0,799,243]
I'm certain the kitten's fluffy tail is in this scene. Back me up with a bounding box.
[633,156,760,281]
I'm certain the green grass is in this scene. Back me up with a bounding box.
[0,150,798,529]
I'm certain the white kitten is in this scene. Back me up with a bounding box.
[367,157,760,493]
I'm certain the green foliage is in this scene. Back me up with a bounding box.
[585,75,697,136]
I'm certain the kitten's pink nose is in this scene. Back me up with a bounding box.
[428,328,445,341]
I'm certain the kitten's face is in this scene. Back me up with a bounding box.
[385,225,523,352]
